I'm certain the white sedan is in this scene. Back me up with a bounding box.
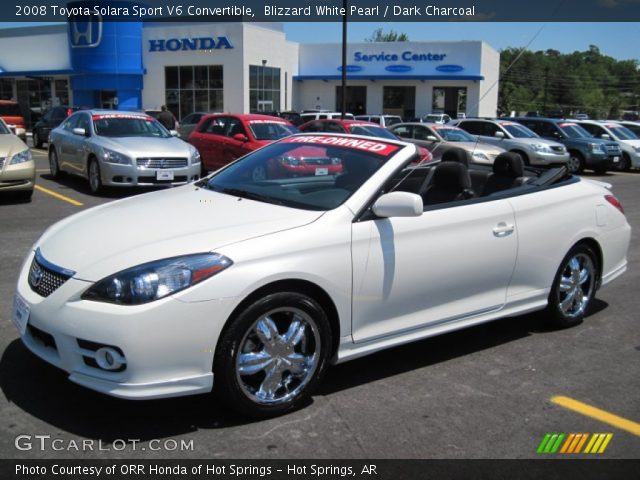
[13,134,630,417]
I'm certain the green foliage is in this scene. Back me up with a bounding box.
[499,45,640,119]
[366,28,409,42]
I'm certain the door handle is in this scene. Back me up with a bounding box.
[493,222,515,237]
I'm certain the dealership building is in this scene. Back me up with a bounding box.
[0,21,499,125]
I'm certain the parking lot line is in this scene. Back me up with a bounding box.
[34,185,83,207]
[551,396,640,436]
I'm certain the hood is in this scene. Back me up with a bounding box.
[0,133,29,159]
[37,186,323,281]
[619,138,640,147]
[512,137,564,148]
[98,136,195,157]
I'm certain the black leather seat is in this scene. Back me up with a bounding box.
[482,152,526,196]
[441,146,469,166]
[421,162,475,205]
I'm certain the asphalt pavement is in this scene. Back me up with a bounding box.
[0,146,638,460]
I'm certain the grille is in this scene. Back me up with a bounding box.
[606,145,621,153]
[136,158,188,169]
[0,157,5,169]
[550,146,566,153]
[301,157,333,165]
[28,325,57,350]
[28,252,73,298]
[138,175,189,184]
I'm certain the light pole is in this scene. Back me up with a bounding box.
[261,59,267,112]
[341,0,347,119]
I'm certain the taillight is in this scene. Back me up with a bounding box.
[605,194,624,214]
[66,108,73,117]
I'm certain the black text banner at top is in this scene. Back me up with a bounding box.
[7,0,640,23]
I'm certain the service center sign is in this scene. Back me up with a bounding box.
[298,41,484,77]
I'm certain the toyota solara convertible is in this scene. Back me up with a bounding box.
[13,133,630,417]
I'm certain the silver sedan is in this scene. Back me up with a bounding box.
[48,110,201,194]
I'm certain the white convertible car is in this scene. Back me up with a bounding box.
[13,133,630,417]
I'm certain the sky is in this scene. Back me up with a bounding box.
[283,22,640,62]
[0,22,638,62]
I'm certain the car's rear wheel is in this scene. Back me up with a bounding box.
[546,244,598,328]
[214,292,332,418]
[49,148,61,179]
[33,131,43,149]
[88,157,103,195]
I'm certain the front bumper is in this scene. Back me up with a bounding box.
[530,150,570,166]
[583,151,616,169]
[0,159,35,192]
[15,251,239,399]
[100,161,201,188]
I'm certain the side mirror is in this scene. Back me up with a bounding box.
[372,192,423,218]
[426,135,438,142]
[169,129,179,137]
[72,127,87,136]
[494,131,506,139]
[233,133,248,142]
[601,133,611,140]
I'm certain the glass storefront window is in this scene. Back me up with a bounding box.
[165,66,224,120]
[249,65,281,113]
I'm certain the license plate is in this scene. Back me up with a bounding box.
[612,156,620,163]
[12,293,30,335]
[315,167,329,176]
[157,170,174,181]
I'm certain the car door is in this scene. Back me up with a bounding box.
[57,113,81,171]
[461,120,502,147]
[192,116,228,170]
[412,124,440,149]
[68,112,92,175]
[351,196,517,342]
[223,117,250,163]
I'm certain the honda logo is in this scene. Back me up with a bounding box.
[29,264,43,288]
[69,16,102,48]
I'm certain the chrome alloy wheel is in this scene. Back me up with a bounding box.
[235,307,321,405]
[557,253,595,318]
[89,160,101,193]
[568,155,582,174]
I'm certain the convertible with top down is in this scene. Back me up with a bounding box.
[13,133,630,417]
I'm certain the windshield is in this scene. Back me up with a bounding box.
[93,114,170,138]
[349,125,398,140]
[205,135,400,211]
[605,124,638,140]
[247,121,298,141]
[424,114,446,122]
[384,116,402,126]
[434,127,476,142]
[559,123,592,139]
[501,123,538,138]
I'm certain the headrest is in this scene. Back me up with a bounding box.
[493,152,524,178]
[432,162,471,190]
[441,147,469,166]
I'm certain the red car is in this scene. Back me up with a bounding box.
[189,114,299,174]
[299,119,433,163]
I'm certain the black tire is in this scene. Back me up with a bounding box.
[214,292,332,418]
[33,131,43,149]
[49,147,61,179]
[88,157,103,195]
[567,151,585,174]
[617,153,631,172]
[545,244,598,328]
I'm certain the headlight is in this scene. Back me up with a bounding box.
[588,143,604,153]
[82,253,232,305]
[103,148,130,165]
[191,148,201,164]
[472,151,489,161]
[279,156,300,166]
[9,149,32,165]
[633,146,640,153]
[530,143,552,153]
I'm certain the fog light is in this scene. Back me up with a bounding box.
[95,347,125,371]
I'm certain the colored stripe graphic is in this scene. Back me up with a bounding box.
[538,433,613,454]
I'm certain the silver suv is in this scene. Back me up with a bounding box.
[451,118,570,167]
[49,110,201,194]
[355,115,403,127]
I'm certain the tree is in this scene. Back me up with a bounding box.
[366,28,409,42]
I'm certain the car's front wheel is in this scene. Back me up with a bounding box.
[214,292,332,418]
[88,157,103,194]
[546,244,598,328]
[567,152,584,174]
